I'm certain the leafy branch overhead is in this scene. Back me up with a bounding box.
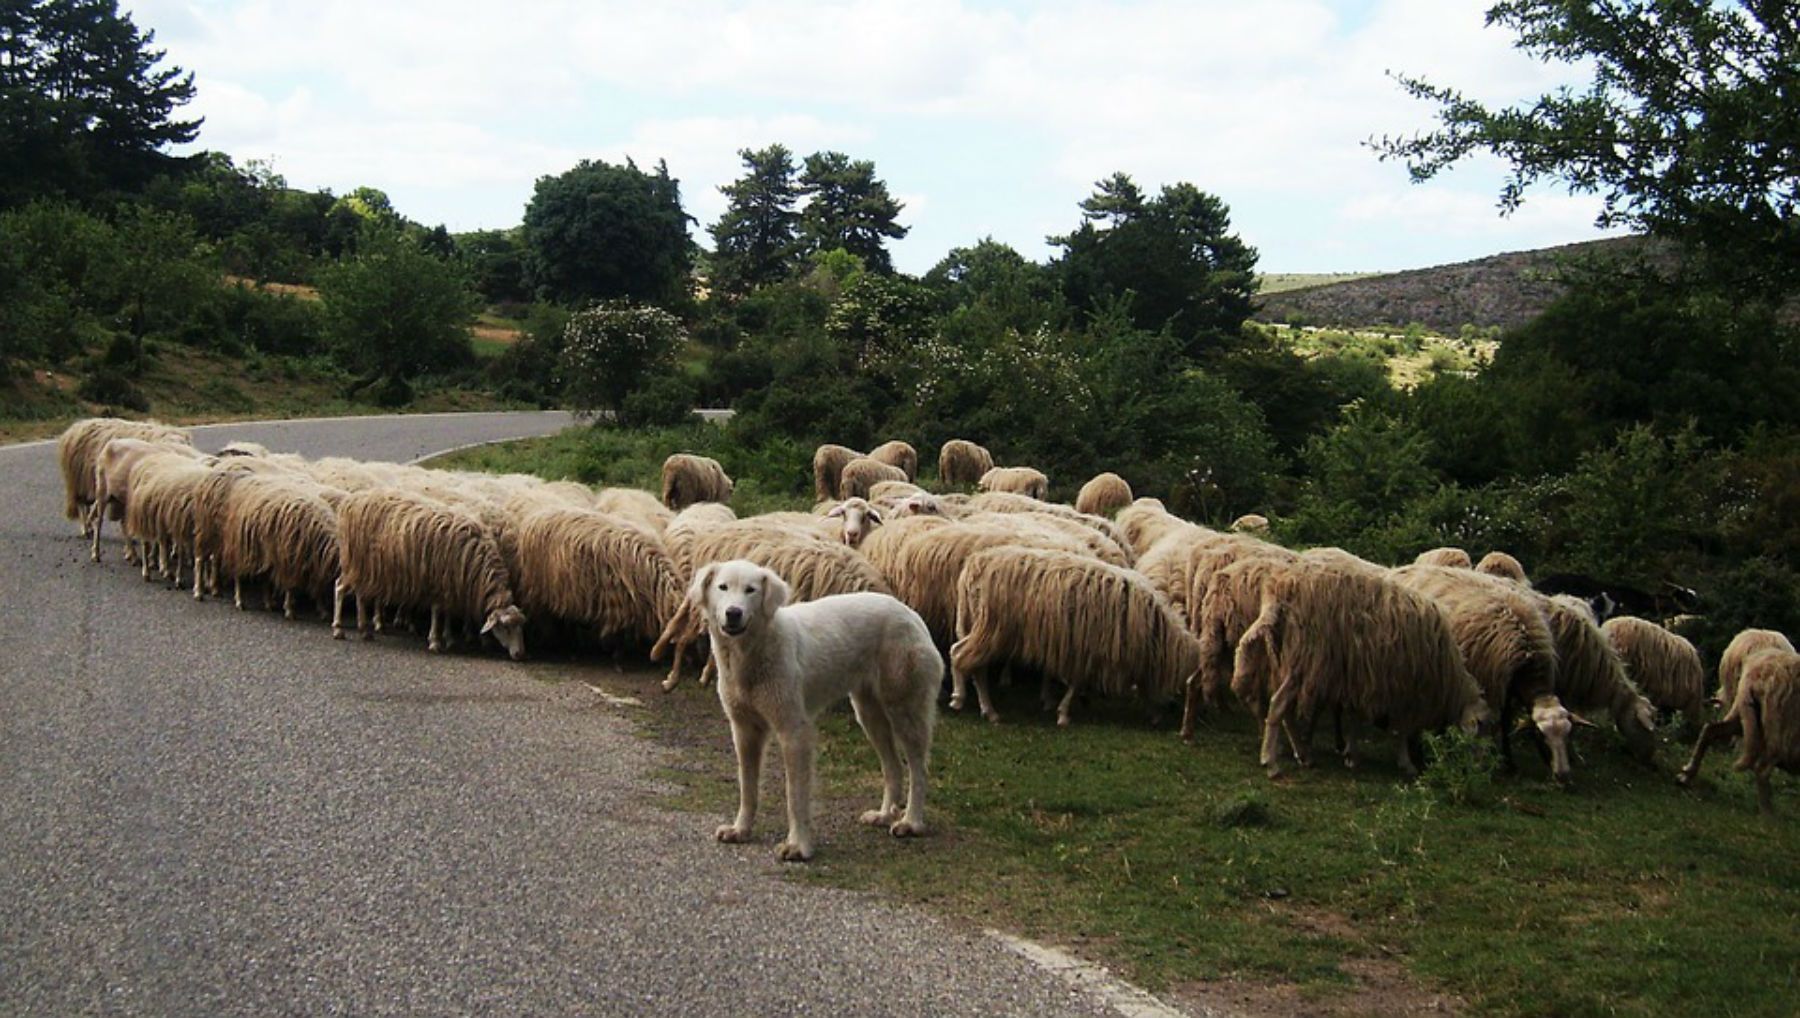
[1372,0,1799,294]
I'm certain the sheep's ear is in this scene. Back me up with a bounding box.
[687,563,719,607]
[866,506,884,525]
[481,613,498,635]
[761,570,791,615]
[826,502,846,519]
[1569,712,1599,730]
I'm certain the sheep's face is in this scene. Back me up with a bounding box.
[482,605,528,661]
[694,559,790,639]
[1529,697,1576,782]
[1459,697,1496,740]
[1620,696,1659,764]
[826,498,882,547]
[896,494,943,517]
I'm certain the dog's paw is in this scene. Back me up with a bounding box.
[888,819,926,839]
[776,841,814,863]
[859,807,901,827]
[714,824,752,844]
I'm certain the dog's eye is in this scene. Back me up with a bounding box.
[717,583,727,591]
[746,586,757,594]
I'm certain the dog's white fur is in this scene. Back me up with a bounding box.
[693,559,940,862]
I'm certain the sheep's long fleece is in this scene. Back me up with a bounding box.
[337,489,518,623]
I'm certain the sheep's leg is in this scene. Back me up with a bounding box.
[1395,734,1420,779]
[1040,672,1058,712]
[234,576,245,611]
[283,589,296,620]
[192,553,206,600]
[699,656,717,687]
[849,691,904,828]
[1054,681,1078,728]
[1755,768,1775,816]
[946,636,976,713]
[358,595,372,640]
[661,640,689,692]
[1260,677,1301,779]
[372,602,386,634]
[332,580,348,639]
[1676,717,1742,786]
[428,605,444,652]
[262,581,276,612]
[716,712,768,844]
[89,508,104,563]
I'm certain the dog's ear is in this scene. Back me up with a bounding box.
[686,562,719,607]
[760,568,791,616]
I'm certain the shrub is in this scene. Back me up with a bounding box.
[557,301,687,423]
[78,366,150,412]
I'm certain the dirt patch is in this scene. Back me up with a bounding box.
[472,324,523,345]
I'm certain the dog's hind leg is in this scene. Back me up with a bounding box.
[849,690,905,828]
[716,712,768,845]
[886,693,933,839]
[775,722,819,862]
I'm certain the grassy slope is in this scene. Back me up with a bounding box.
[438,425,1800,1018]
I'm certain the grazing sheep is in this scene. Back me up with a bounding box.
[1415,547,1473,569]
[978,466,1049,500]
[837,457,909,500]
[1539,594,1659,765]
[304,457,386,493]
[1718,629,1795,708]
[938,439,993,487]
[120,455,214,586]
[891,492,972,520]
[1475,551,1528,584]
[57,417,192,534]
[950,546,1199,726]
[332,489,528,659]
[968,491,1132,564]
[513,507,682,650]
[860,517,1075,647]
[866,479,927,506]
[219,476,341,618]
[1603,616,1707,729]
[1677,648,1800,814]
[812,444,864,502]
[87,438,207,563]
[1390,565,1575,780]
[663,503,740,577]
[868,440,919,482]
[1230,514,1270,534]
[1074,472,1133,517]
[1233,562,1493,779]
[661,453,734,511]
[1116,498,1199,558]
[593,487,674,533]
[1186,553,1305,744]
[1301,546,1386,575]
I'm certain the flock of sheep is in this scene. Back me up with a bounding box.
[58,417,1800,815]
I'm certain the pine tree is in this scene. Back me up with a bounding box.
[797,151,908,274]
[708,144,802,296]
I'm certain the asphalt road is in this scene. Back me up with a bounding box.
[0,412,1141,1017]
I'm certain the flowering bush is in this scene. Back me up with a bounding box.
[557,301,687,424]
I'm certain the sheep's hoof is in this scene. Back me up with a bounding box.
[1675,769,1696,787]
[427,640,443,653]
[331,627,345,641]
[948,695,965,711]
[984,710,1002,724]
[714,824,751,844]
[860,807,901,827]
[889,819,925,839]
[1055,714,1070,728]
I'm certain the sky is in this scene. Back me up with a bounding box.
[128,0,1627,276]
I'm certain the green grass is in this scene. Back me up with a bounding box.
[452,425,1800,1018]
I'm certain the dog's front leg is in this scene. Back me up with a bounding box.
[717,712,768,844]
[776,723,819,862]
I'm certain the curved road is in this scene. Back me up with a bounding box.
[0,412,1143,1017]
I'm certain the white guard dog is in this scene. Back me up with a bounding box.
[693,559,940,862]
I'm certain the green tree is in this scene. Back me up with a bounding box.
[709,144,802,295]
[557,301,688,425]
[317,229,478,393]
[1052,174,1259,355]
[456,228,530,305]
[1374,0,1800,296]
[109,203,215,368]
[797,151,907,274]
[0,0,200,206]
[522,158,694,307]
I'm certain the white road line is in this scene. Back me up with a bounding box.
[988,931,1217,1018]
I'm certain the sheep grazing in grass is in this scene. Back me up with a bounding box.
[978,466,1049,500]
[1475,550,1528,584]
[1230,513,1270,534]
[660,453,734,511]
[950,546,1199,726]
[332,490,527,659]
[1603,616,1707,729]
[1074,472,1133,517]
[1678,647,1800,814]
[1390,564,1575,780]
[938,439,993,487]
[812,444,864,502]
[219,476,341,618]
[868,440,919,482]
[87,438,207,563]
[57,417,192,535]
[967,491,1132,564]
[859,517,1077,647]
[1539,594,1658,766]
[120,455,214,587]
[1115,498,1199,558]
[838,457,910,500]
[1232,562,1492,779]
[593,487,674,533]
[1415,546,1473,569]
[513,507,682,652]
[1718,629,1795,708]
[1186,553,1304,746]
[1301,546,1386,575]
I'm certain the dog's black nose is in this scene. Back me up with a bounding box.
[724,606,744,625]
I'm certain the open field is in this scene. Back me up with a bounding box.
[436,425,1800,1018]
[1258,272,1385,295]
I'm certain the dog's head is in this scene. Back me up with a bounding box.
[688,559,790,639]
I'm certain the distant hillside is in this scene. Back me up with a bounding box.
[1255,237,1646,332]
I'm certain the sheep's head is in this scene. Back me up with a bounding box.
[1459,695,1496,740]
[1522,695,1579,783]
[482,605,528,661]
[825,497,882,547]
[895,494,944,517]
[1617,694,1660,765]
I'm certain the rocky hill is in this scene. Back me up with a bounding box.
[1254,237,1645,333]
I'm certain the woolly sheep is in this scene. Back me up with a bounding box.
[219,476,341,618]
[1230,513,1271,534]
[1603,616,1707,729]
[867,479,927,505]
[1475,550,1528,584]
[1390,565,1576,780]
[812,444,863,502]
[1116,498,1199,558]
[858,516,1078,647]
[1233,561,1492,779]
[57,417,192,534]
[661,453,734,511]
[120,455,214,587]
[87,438,207,563]
[967,491,1132,564]
[891,492,972,520]
[824,497,884,548]
[978,466,1049,500]
[950,546,1199,726]
[868,440,919,482]
[1074,472,1133,517]
[1718,629,1795,708]
[1301,546,1386,574]
[1539,594,1658,765]
[332,489,528,659]
[1415,546,1473,569]
[1677,647,1800,814]
[593,487,675,533]
[513,507,682,651]
[216,440,271,458]
[1186,553,1303,741]
[838,457,909,500]
[938,439,994,487]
